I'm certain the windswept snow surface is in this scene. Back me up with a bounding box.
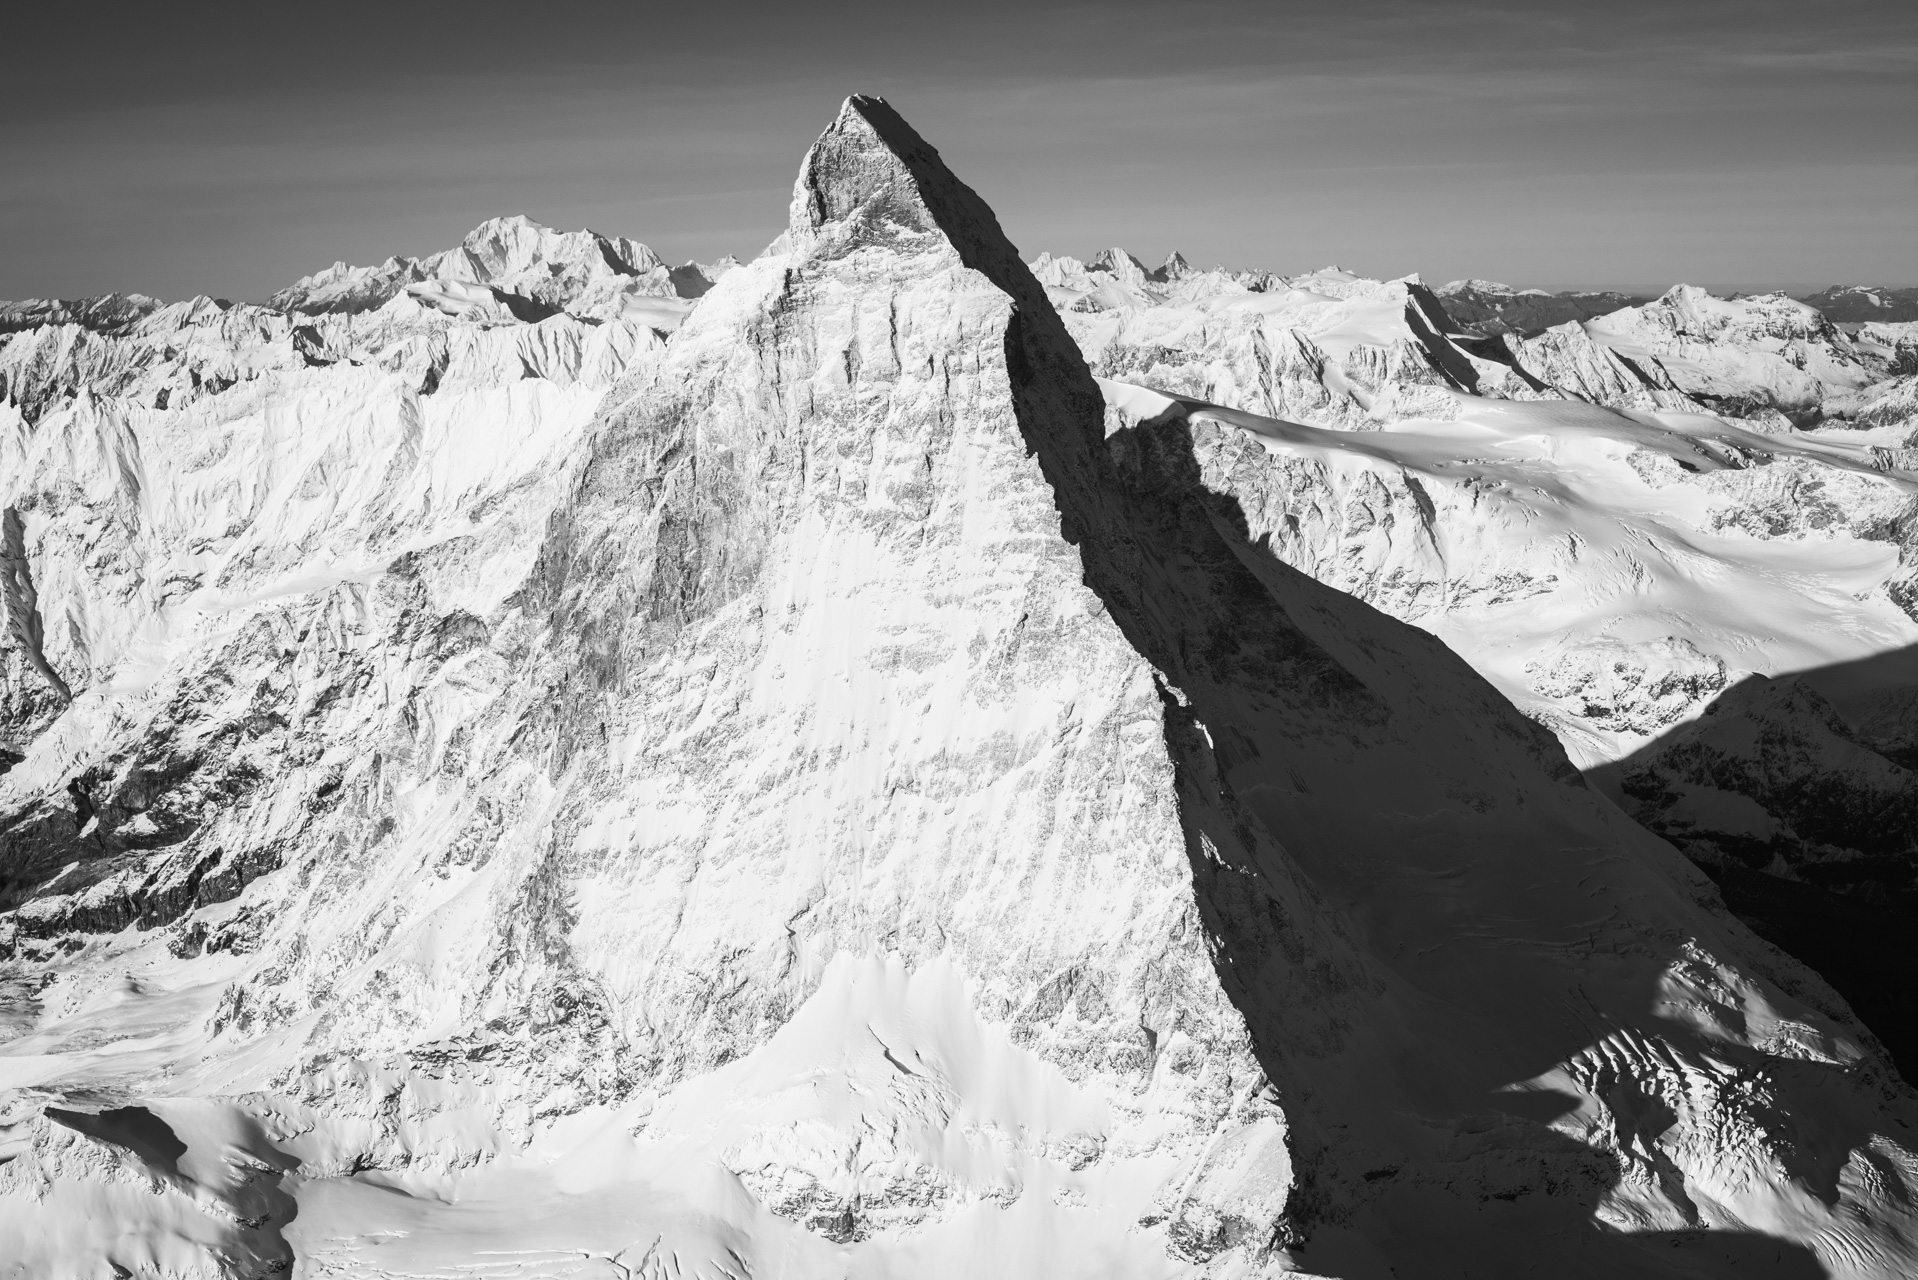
[1,97,1918,1280]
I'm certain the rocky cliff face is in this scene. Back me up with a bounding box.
[3,97,1918,1280]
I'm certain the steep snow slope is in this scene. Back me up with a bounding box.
[2,96,1917,1280]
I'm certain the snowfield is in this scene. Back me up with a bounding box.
[1,97,1916,1279]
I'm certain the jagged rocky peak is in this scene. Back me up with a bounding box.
[787,96,1066,320]
[1086,245,1150,284]
[796,97,987,251]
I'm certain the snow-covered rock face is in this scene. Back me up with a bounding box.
[3,95,1918,1280]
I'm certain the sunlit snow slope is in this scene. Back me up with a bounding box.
[1,98,1917,1280]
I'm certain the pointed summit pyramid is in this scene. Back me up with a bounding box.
[3,95,1915,1280]
[1151,250,1190,283]
[785,96,1065,327]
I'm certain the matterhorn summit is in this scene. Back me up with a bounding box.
[2,95,1917,1280]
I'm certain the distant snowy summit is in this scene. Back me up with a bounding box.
[270,213,740,328]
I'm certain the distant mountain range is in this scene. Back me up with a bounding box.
[1431,278,1918,336]
[1431,279,1652,336]
[1797,283,1918,324]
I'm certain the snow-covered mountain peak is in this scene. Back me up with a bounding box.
[1574,283,1873,417]
[789,94,947,240]
[453,213,662,286]
[1086,246,1151,285]
[1438,278,1553,299]
[5,93,1918,1280]
[1586,285,1845,357]
[270,214,718,326]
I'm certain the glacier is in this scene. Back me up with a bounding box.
[0,96,1916,1279]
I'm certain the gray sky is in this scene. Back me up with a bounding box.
[5,0,1914,301]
